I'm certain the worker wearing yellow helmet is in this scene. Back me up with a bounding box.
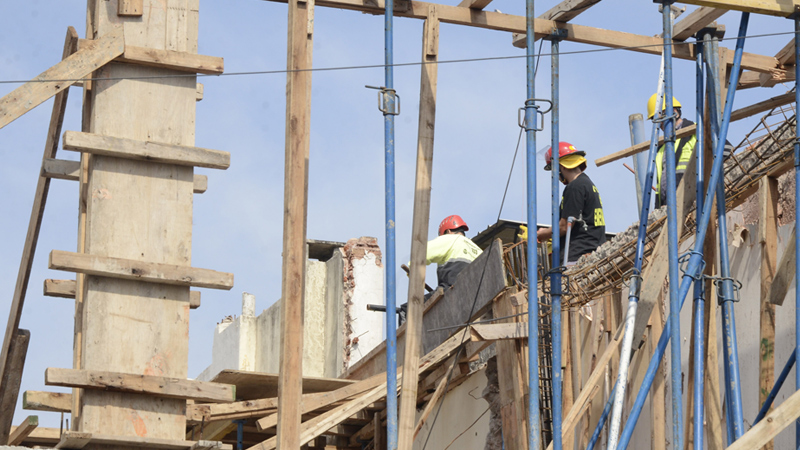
[647,93,732,208]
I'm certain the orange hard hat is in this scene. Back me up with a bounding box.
[438,215,468,236]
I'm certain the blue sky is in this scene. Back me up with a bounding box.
[0,1,795,427]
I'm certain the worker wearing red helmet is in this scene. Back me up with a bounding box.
[536,142,606,263]
[425,215,483,291]
[399,215,482,325]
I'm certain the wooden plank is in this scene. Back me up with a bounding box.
[56,431,233,450]
[494,289,528,450]
[631,153,697,346]
[49,250,234,290]
[63,131,230,170]
[8,416,38,446]
[678,0,797,17]
[44,279,200,309]
[10,426,61,446]
[769,223,796,306]
[43,158,81,181]
[398,10,439,450]
[671,7,726,41]
[210,370,355,401]
[0,28,122,131]
[470,322,528,341]
[727,388,800,450]
[120,45,224,75]
[0,29,79,435]
[23,390,72,412]
[0,329,30,444]
[43,159,209,193]
[546,323,623,450]
[277,0,314,445]
[457,0,493,11]
[261,0,779,74]
[118,0,144,16]
[759,176,778,450]
[255,370,388,430]
[775,38,795,66]
[539,0,602,22]
[595,91,795,167]
[45,368,236,403]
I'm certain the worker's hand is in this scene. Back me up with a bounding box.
[517,225,528,241]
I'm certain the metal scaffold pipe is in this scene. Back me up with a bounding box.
[660,3,684,447]
[616,12,750,450]
[525,0,541,446]
[692,34,706,450]
[383,0,398,443]
[549,34,563,450]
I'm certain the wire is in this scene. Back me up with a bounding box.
[0,30,794,85]
[497,38,544,222]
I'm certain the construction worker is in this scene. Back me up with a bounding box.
[647,93,732,208]
[399,215,482,325]
[535,142,606,264]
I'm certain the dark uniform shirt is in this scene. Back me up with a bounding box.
[560,172,606,262]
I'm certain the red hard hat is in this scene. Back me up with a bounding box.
[438,215,468,236]
[544,142,586,171]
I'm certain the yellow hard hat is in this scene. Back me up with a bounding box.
[559,153,587,169]
[647,93,682,119]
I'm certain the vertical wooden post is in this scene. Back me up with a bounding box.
[758,176,778,450]
[493,289,529,450]
[277,0,314,446]
[562,314,574,450]
[0,329,30,444]
[569,309,583,447]
[397,8,438,449]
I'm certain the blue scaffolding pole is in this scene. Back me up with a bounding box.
[382,0,398,443]
[692,32,706,450]
[615,12,750,449]
[525,0,541,446]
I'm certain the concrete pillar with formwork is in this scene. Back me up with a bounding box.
[54,0,233,442]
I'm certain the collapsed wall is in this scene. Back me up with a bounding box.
[196,237,384,381]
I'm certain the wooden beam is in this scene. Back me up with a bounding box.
[45,368,236,403]
[671,7,726,41]
[63,131,230,170]
[0,29,79,433]
[727,387,800,450]
[596,91,796,167]
[469,322,528,341]
[768,223,796,306]
[260,0,779,74]
[8,416,38,446]
[758,176,778,450]
[0,329,30,445]
[277,0,314,445]
[43,279,77,299]
[398,9,439,450]
[0,28,122,131]
[457,0,492,11]
[43,279,201,309]
[23,390,72,413]
[121,45,224,75]
[678,0,797,17]
[118,0,144,16]
[10,426,60,446]
[539,0,602,22]
[48,250,234,290]
[56,431,233,450]
[775,39,795,66]
[43,158,209,193]
[255,370,389,430]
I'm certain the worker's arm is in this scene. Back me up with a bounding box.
[535,218,568,242]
